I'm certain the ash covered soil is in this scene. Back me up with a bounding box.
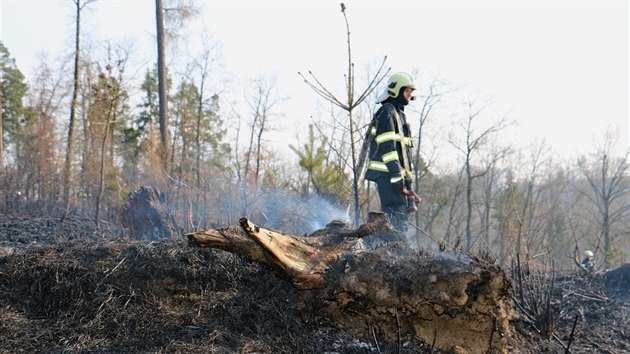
[0,216,628,353]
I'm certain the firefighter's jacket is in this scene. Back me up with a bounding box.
[365,102,414,184]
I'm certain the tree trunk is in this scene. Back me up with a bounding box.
[187,213,514,353]
[94,100,114,229]
[155,0,169,167]
[0,83,3,165]
[194,77,204,230]
[466,159,473,250]
[61,0,83,222]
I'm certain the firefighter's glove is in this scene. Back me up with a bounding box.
[402,181,422,204]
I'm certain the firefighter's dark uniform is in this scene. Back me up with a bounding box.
[365,96,414,232]
[581,257,595,273]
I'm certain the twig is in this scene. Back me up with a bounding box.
[571,292,609,302]
[395,309,401,354]
[430,328,437,353]
[407,221,454,249]
[98,258,126,287]
[163,167,191,188]
[553,332,572,354]
[565,314,579,353]
[371,325,381,354]
[106,257,126,276]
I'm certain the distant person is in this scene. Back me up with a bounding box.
[580,250,595,273]
[365,72,421,232]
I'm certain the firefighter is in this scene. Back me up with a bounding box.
[580,250,595,273]
[365,72,420,232]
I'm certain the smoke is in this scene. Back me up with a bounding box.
[434,251,472,265]
[249,189,348,235]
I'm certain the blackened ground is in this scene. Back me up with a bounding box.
[0,216,628,353]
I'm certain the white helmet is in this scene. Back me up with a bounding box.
[376,72,417,103]
[584,250,594,258]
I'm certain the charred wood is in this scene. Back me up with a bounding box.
[187,213,515,353]
[121,186,179,240]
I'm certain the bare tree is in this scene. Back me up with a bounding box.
[512,140,551,259]
[245,75,285,190]
[300,3,388,226]
[576,132,630,268]
[62,0,95,222]
[409,75,451,239]
[475,145,510,252]
[229,75,286,216]
[186,34,223,229]
[442,165,467,246]
[186,36,221,189]
[449,99,510,251]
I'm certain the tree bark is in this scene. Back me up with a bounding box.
[187,213,514,353]
[155,0,169,167]
[0,82,3,165]
[61,0,83,222]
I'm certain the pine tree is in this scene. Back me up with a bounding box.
[290,125,349,203]
[0,41,29,165]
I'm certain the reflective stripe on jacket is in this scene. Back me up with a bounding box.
[365,102,414,183]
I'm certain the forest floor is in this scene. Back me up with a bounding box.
[0,215,628,353]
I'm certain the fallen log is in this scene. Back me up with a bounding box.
[186,213,514,353]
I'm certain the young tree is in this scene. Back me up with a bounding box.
[300,3,388,227]
[185,36,222,192]
[185,36,223,229]
[290,124,348,201]
[90,53,129,228]
[167,72,227,230]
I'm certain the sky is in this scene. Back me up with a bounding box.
[1,0,628,166]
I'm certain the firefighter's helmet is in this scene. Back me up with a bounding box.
[376,72,417,103]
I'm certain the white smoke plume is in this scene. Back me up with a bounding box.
[247,189,349,235]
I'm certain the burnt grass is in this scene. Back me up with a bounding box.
[0,216,628,354]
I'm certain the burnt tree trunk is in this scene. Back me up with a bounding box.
[121,186,178,240]
[187,212,514,353]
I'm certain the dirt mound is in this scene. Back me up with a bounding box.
[0,217,628,353]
